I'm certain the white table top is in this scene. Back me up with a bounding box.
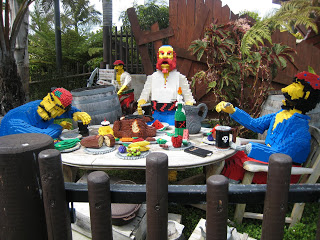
[60,125,236,170]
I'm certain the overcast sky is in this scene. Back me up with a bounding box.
[89,0,280,28]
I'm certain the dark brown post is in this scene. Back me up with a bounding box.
[146,152,168,240]
[261,153,292,240]
[316,207,320,240]
[206,175,229,240]
[38,149,72,240]
[0,133,53,240]
[87,171,113,240]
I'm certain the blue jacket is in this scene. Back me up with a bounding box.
[231,107,311,164]
[0,100,80,139]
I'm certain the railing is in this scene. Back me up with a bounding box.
[1,133,320,240]
[42,151,320,240]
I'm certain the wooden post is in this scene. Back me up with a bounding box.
[87,171,113,240]
[146,152,168,240]
[261,153,292,240]
[316,207,320,240]
[38,149,72,240]
[0,133,53,240]
[206,175,229,240]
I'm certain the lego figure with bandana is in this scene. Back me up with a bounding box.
[113,60,135,115]
[0,88,91,139]
[216,71,320,183]
[137,45,195,125]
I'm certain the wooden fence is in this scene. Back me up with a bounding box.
[127,0,320,110]
[1,133,320,239]
[102,26,156,74]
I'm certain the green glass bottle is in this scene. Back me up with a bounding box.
[174,103,186,136]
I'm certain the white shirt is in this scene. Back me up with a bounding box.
[138,69,195,104]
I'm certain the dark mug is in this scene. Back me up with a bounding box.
[215,126,232,149]
[78,121,89,137]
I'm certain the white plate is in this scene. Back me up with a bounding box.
[115,150,150,160]
[59,142,81,153]
[162,142,193,151]
[202,137,216,145]
[156,122,170,132]
[84,145,116,155]
[60,131,82,140]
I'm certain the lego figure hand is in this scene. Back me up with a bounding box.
[185,101,194,106]
[215,101,235,114]
[137,99,147,115]
[73,112,91,125]
[230,142,252,155]
[117,85,127,95]
[59,121,73,130]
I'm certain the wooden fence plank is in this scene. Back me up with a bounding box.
[221,4,230,24]
[138,27,174,45]
[177,2,209,79]
[169,0,178,46]
[177,0,187,48]
[151,22,163,56]
[213,0,222,24]
[186,0,196,46]
[127,7,154,75]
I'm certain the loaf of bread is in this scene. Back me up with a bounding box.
[113,118,156,139]
[104,134,116,147]
[80,135,103,148]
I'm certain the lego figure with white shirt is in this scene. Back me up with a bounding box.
[113,60,135,115]
[137,45,195,125]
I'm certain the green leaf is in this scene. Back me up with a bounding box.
[308,66,316,74]
[208,81,217,88]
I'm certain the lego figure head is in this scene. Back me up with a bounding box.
[114,60,125,74]
[37,88,73,121]
[281,71,320,114]
[156,45,177,73]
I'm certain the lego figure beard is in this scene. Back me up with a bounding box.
[156,54,177,73]
[281,78,320,114]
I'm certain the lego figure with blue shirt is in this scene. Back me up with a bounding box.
[0,88,91,139]
[216,71,320,183]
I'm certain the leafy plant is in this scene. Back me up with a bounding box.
[241,0,320,55]
[189,18,296,137]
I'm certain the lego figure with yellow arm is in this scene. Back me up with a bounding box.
[137,45,195,125]
[0,88,91,139]
[216,71,320,183]
[113,60,135,115]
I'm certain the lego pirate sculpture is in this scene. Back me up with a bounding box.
[0,88,91,139]
[216,71,320,183]
[137,45,195,125]
[113,60,136,115]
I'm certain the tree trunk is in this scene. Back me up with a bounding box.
[10,0,30,101]
[0,54,25,115]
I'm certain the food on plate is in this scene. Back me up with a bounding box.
[80,135,103,148]
[152,120,164,130]
[104,134,116,147]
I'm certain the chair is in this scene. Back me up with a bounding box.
[87,67,116,87]
[233,125,320,227]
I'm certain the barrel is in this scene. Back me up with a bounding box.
[71,85,122,125]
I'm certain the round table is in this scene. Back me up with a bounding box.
[60,125,236,182]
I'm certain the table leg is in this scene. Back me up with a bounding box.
[63,165,78,182]
[205,160,225,179]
